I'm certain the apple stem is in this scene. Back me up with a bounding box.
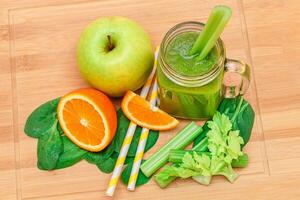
[107,35,114,51]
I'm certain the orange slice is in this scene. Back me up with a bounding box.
[57,88,117,152]
[121,91,179,131]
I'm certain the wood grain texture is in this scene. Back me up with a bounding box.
[0,0,299,199]
[242,0,300,176]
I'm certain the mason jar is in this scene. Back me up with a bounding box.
[157,21,251,120]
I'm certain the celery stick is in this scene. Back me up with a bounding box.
[155,175,176,188]
[154,138,208,188]
[192,137,208,152]
[189,5,232,60]
[140,122,202,177]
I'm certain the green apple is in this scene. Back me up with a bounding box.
[77,16,154,97]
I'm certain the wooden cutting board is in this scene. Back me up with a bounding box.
[1,0,300,199]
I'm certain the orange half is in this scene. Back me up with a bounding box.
[121,90,179,131]
[57,88,117,152]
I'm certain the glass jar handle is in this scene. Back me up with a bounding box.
[223,58,251,98]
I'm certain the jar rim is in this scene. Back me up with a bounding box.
[159,21,226,87]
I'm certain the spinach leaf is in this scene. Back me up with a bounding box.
[194,96,255,147]
[96,152,119,174]
[26,102,160,176]
[121,159,150,187]
[83,141,116,165]
[37,120,63,170]
[85,149,141,174]
[232,102,255,145]
[57,122,64,135]
[114,109,159,157]
[218,96,242,117]
[55,136,87,169]
[113,109,130,153]
[25,98,60,138]
[83,151,106,164]
[125,156,134,164]
[218,96,255,146]
[102,138,117,159]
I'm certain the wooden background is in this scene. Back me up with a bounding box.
[1,0,299,199]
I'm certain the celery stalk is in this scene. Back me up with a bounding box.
[168,150,209,163]
[169,149,248,168]
[156,150,247,188]
[154,138,208,188]
[189,5,232,60]
[140,122,202,177]
[192,137,208,152]
[231,153,249,168]
[155,174,176,188]
[192,175,211,185]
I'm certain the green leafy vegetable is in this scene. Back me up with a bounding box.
[114,110,159,157]
[81,109,160,174]
[193,137,209,153]
[183,153,211,176]
[55,136,87,169]
[155,151,238,187]
[57,122,64,135]
[83,149,119,174]
[192,175,211,185]
[194,96,255,148]
[83,152,104,164]
[128,126,159,156]
[231,153,249,168]
[169,150,209,163]
[218,96,255,145]
[125,156,134,164]
[82,142,116,165]
[83,141,116,166]
[25,100,160,184]
[121,160,150,187]
[37,120,63,170]
[155,113,244,188]
[155,153,213,186]
[169,149,248,168]
[141,122,202,177]
[96,152,118,174]
[93,153,134,174]
[207,112,244,163]
[112,110,130,153]
[209,155,238,183]
[154,166,178,188]
[102,144,116,159]
[193,123,210,148]
[24,98,60,138]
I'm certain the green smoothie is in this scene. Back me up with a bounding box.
[157,31,224,119]
[165,32,219,76]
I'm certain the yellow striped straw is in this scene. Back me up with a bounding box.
[127,78,158,191]
[106,49,159,196]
